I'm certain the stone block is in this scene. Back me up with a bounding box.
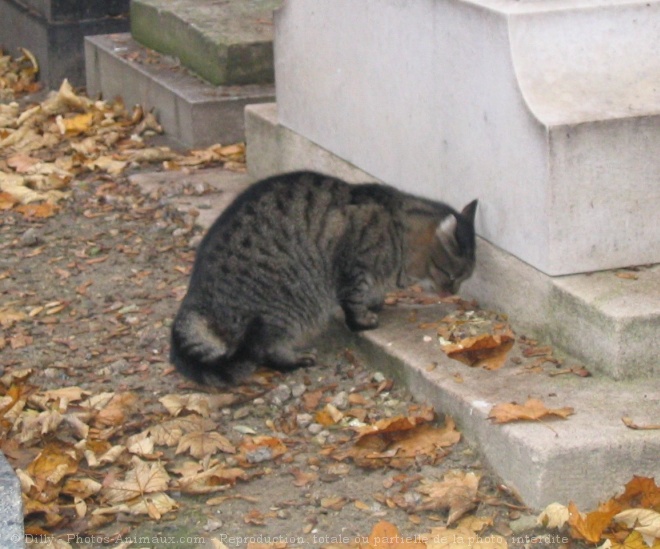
[130,0,279,86]
[0,0,129,88]
[273,0,660,275]
[85,34,274,147]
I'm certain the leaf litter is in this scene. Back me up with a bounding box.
[1,53,657,549]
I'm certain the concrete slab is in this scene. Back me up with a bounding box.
[139,166,660,510]
[244,102,660,380]
[0,452,23,549]
[273,0,660,275]
[129,168,252,229]
[0,0,129,88]
[85,34,274,148]
[131,0,280,86]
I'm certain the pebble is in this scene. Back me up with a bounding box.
[20,228,41,247]
[330,391,349,410]
[172,227,190,238]
[372,371,386,383]
[296,413,314,428]
[269,383,292,405]
[203,518,223,532]
[509,514,539,534]
[308,422,324,435]
[188,234,203,249]
[245,446,274,464]
[291,383,307,398]
[233,407,251,420]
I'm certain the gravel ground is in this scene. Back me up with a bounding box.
[0,160,573,549]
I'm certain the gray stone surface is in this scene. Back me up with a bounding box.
[0,452,24,549]
[131,0,280,86]
[245,103,377,184]
[274,0,660,275]
[0,0,129,88]
[85,34,274,148]
[245,102,660,380]
[356,306,660,510]
[129,169,252,230]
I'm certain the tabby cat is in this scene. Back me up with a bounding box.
[171,171,477,384]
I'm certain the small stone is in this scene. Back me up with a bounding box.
[330,391,349,410]
[509,514,539,534]
[188,234,203,249]
[269,384,292,405]
[276,509,291,520]
[308,423,324,435]
[203,518,223,532]
[172,227,190,237]
[233,407,251,420]
[20,228,41,247]
[372,371,386,383]
[291,383,307,398]
[245,446,273,464]
[296,413,314,428]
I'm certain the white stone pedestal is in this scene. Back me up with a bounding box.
[274,0,660,276]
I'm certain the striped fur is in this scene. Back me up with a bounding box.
[171,171,477,384]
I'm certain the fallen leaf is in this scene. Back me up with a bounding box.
[488,398,574,423]
[441,331,514,370]
[538,502,570,529]
[415,470,482,524]
[175,431,235,459]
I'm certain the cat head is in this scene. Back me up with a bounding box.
[426,200,478,295]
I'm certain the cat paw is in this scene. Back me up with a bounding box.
[345,310,379,332]
[295,349,317,367]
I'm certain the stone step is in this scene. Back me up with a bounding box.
[244,103,660,507]
[130,166,660,511]
[85,33,274,148]
[0,0,129,88]
[130,0,281,86]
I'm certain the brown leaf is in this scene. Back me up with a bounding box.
[441,331,514,370]
[415,470,482,524]
[488,398,574,423]
[15,202,59,219]
[290,468,318,487]
[175,431,236,459]
[103,457,170,504]
[568,500,621,543]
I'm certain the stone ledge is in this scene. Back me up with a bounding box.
[85,34,274,148]
[0,0,129,88]
[130,0,280,86]
[354,305,660,510]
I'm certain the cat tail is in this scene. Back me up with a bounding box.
[170,308,236,385]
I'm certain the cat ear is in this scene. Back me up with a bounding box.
[436,215,458,248]
[461,199,478,224]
